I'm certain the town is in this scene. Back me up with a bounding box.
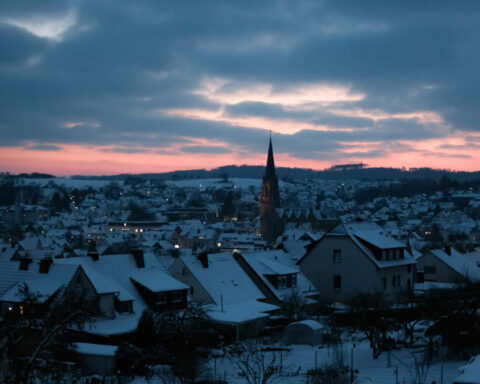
[1,140,480,383]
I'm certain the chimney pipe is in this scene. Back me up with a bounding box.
[444,245,452,256]
[19,258,32,271]
[131,249,145,268]
[88,252,99,261]
[198,252,209,268]
[39,258,53,274]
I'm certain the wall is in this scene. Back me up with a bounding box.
[416,252,463,283]
[299,235,413,302]
[169,258,215,305]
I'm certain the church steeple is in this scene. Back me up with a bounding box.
[260,136,283,243]
[265,137,277,179]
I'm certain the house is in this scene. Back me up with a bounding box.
[416,246,480,284]
[234,250,318,306]
[0,259,79,316]
[55,251,189,338]
[169,252,278,340]
[297,222,417,302]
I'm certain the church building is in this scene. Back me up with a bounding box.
[260,138,284,243]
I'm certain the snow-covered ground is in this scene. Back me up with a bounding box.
[166,178,263,189]
[127,340,467,384]
[166,178,289,189]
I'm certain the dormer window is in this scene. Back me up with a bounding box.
[273,273,297,289]
[115,298,133,314]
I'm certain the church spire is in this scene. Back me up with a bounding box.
[265,137,277,179]
[260,136,283,243]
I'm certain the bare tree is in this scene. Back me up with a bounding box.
[281,289,306,321]
[348,291,394,359]
[0,283,96,383]
[228,342,281,384]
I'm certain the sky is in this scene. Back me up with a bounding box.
[1,1,480,175]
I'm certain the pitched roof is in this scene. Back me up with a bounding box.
[130,270,189,292]
[179,252,265,305]
[429,248,480,280]
[239,251,318,302]
[0,261,78,299]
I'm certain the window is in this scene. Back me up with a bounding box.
[381,250,387,261]
[171,291,183,303]
[424,266,437,274]
[277,275,288,289]
[116,299,132,314]
[392,276,396,288]
[333,249,342,263]
[333,275,341,290]
[397,275,401,287]
[382,277,387,290]
[290,274,297,288]
[395,249,402,259]
[156,293,167,305]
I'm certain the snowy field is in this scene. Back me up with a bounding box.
[21,178,113,189]
[166,178,263,189]
[127,340,467,384]
[166,178,290,189]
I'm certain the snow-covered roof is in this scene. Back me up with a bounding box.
[239,250,318,303]
[0,261,78,300]
[178,252,265,305]
[345,222,405,249]
[55,253,174,335]
[0,279,63,303]
[259,258,298,275]
[74,342,118,357]
[204,299,279,325]
[428,248,480,281]
[287,319,324,330]
[301,222,416,269]
[130,270,189,293]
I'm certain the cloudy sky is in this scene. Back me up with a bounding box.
[1,1,479,175]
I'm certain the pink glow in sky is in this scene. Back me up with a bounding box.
[1,135,479,176]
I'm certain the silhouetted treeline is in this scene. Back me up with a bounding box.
[71,165,480,182]
[353,176,480,204]
[3,172,55,179]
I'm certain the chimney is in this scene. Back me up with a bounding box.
[39,258,53,274]
[88,252,99,261]
[198,252,209,268]
[444,245,452,256]
[19,258,32,271]
[131,249,145,268]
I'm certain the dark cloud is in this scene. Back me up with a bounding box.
[0,0,479,165]
[180,145,231,154]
